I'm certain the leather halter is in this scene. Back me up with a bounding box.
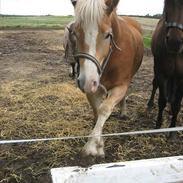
[165,21,183,31]
[74,33,121,78]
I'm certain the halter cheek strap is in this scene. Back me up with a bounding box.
[74,33,121,77]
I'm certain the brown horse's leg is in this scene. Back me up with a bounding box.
[168,91,182,138]
[156,83,167,129]
[83,85,128,157]
[169,92,182,128]
[147,77,158,111]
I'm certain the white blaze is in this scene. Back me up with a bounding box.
[80,22,100,81]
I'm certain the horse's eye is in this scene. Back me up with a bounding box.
[104,32,112,40]
[104,32,111,39]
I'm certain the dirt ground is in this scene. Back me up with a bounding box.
[0,30,183,183]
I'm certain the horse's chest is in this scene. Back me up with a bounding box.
[158,58,174,76]
[175,57,183,77]
[158,56,183,77]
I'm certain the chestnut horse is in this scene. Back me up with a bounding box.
[147,0,183,129]
[70,0,144,156]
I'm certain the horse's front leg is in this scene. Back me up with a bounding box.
[120,96,127,119]
[83,85,128,157]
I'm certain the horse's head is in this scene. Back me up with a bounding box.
[164,0,183,53]
[71,0,119,94]
[64,22,78,60]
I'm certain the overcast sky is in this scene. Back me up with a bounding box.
[1,0,164,16]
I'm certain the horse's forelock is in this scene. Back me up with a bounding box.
[75,0,106,28]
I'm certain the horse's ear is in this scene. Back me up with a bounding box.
[105,0,119,15]
[71,0,77,7]
[67,27,72,33]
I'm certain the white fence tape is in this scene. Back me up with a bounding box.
[1,126,183,145]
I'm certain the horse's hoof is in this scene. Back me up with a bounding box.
[119,114,129,120]
[147,108,153,113]
[145,110,151,118]
[165,103,172,115]
[69,73,75,79]
[81,145,98,157]
[145,106,153,118]
[82,138,105,158]
[97,148,105,159]
[147,101,154,110]
[146,106,153,112]
[167,132,178,141]
[81,148,105,158]
[155,125,161,129]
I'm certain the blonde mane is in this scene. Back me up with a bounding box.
[75,0,106,28]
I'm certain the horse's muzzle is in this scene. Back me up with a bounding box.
[77,76,99,94]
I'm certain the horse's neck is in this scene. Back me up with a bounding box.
[111,12,121,40]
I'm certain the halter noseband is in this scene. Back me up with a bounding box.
[74,33,121,77]
[74,52,103,75]
[165,21,183,31]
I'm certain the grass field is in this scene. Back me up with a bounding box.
[133,17,158,27]
[143,36,152,48]
[0,15,154,48]
[0,15,74,29]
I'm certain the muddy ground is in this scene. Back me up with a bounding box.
[0,30,183,183]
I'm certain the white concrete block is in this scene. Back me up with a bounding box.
[51,156,183,183]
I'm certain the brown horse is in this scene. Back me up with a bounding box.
[147,0,183,129]
[70,0,144,156]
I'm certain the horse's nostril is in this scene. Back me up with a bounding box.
[90,80,99,93]
[92,81,98,87]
